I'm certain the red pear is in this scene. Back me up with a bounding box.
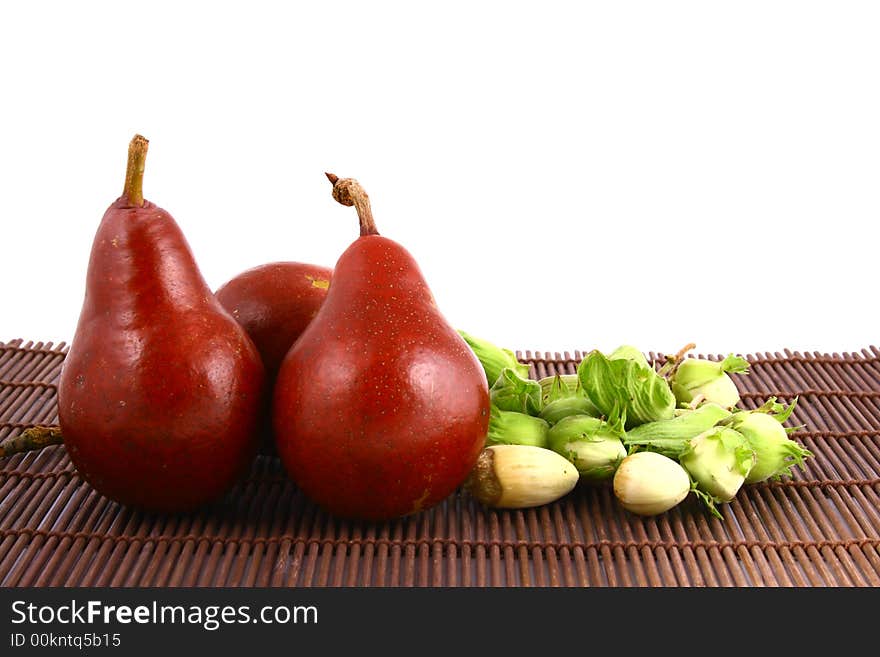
[57,135,265,513]
[215,261,332,452]
[215,261,332,383]
[272,174,490,521]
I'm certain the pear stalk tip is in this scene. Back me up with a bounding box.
[123,134,149,207]
[326,173,379,237]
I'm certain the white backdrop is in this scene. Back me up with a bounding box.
[1,1,877,358]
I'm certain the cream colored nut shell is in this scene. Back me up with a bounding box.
[613,451,691,516]
[478,444,580,509]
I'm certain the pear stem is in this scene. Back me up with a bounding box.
[123,134,150,207]
[0,425,64,458]
[325,172,379,236]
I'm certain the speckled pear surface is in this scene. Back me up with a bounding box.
[58,135,265,512]
[272,175,490,520]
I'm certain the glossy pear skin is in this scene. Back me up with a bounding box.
[273,235,490,521]
[215,261,332,382]
[58,197,265,513]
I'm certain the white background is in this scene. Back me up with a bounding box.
[1,1,877,358]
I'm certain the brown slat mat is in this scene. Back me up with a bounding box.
[1,339,879,588]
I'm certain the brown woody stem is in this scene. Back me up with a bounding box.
[123,134,149,207]
[0,425,64,458]
[325,172,379,236]
[658,342,697,379]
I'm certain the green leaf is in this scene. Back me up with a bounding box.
[458,329,530,386]
[772,396,798,424]
[608,345,651,368]
[540,395,599,425]
[538,373,581,405]
[577,349,676,429]
[486,405,549,448]
[490,367,543,416]
[623,402,733,458]
[719,354,750,375]
[689,481,724,520]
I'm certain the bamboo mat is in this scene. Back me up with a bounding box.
[1,338,879,588]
